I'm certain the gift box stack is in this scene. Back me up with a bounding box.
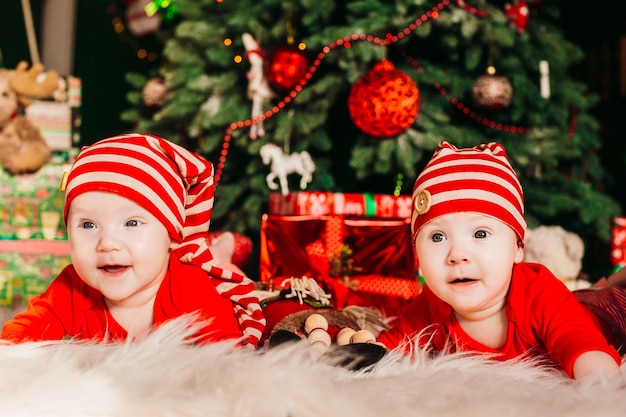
[0,153,75,307]
[261,192,419,316]
[0,74,81,307]
[25,75,82,151]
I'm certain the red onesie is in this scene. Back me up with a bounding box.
[377,263,621,378]
[1,256,243,344]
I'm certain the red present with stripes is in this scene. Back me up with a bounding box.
[611,217,626,266]
[268,192,412,218]
[259,214,420,314]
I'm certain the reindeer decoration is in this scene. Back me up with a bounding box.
[0,61,59,174]
[242,33,274,140]
[260,143,316,195]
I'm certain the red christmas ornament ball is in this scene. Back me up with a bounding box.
[471,73,513,111]
[347,59,420,138]
[266,45,310,92]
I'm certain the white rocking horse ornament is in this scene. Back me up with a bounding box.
[260,143,316,195]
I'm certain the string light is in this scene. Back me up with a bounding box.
[146,0,179,21]
[393,173,404,196]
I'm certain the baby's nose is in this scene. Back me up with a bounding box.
[96,229,122,252]
[447,243,470,264]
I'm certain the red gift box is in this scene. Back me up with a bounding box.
[611,217,626,266]
[268,192,413,218]
[259,214,419,315]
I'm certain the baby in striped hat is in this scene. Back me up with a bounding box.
[377,141,623,379]
[1,134,265,347]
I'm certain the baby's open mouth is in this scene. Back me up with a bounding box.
[100,265,128,274]
[451,278,476,283]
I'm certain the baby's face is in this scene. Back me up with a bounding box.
[414,211,524,321]
[66,191,172,308]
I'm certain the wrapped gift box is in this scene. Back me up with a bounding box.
[268,192,413,218]
[24,75,81,151]
[0,239,70,307]
[611,217,626,266]
[0,153,74,240]
[259,214,419,315]
[0,155,75,307]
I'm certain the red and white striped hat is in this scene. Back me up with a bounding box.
[63,133,266,347]
[411,141,526,243]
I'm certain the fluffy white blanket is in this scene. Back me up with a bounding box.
[1,318,625,417]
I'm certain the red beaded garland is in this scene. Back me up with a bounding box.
[216,0,543,183]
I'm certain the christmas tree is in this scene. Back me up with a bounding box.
[121,0,620,272]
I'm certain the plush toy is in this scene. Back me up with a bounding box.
[207,231,253,270]
[524,225,585,281]
[0,61,59,174]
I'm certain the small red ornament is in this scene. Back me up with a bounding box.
[504,0,529,33]
[347,59,420,138]
[471,72,513,111]
[266,45,310,92]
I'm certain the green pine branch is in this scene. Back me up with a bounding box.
[121,0,621,273]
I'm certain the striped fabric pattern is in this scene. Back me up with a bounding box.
[64,134,265,346]
[411,141,526,243]
[575,286,626,354]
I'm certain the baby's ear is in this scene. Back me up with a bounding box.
[514,242,524,264]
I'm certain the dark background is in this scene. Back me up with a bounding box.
[561,1,626,209]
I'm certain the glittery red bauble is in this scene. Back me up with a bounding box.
[347,59,420,138]
[266,45,310,92]
[471,73,513,111]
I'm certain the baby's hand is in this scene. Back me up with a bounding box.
[572,350,620,379]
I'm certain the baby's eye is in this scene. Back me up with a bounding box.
[474,229,488,239]
[81,221,95,229]
[125,219,139,227]
[431,232,445,242]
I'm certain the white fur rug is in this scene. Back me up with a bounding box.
[1,317,625,417]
